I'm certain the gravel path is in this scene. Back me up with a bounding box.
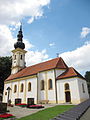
[7,104,57,119]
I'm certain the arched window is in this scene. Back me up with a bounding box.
[48,79,53,90]
[21,55,22,60]
[65,83,70,90]
[28,82,31,91]
[82,83,85,93]
[41,80,44,90]
[14,84,17,93]
[20,83,24,92]
[14,55,16,60]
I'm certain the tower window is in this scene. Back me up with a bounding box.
[48,79,53,90]
[21,55,22,60]
[14,55,16,60]
[41,80,44,90]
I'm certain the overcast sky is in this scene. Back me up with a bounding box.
[0,0,90,75]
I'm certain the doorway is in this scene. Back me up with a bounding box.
[65,91,71,102]
[15,98,21,105]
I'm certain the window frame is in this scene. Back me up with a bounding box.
[14,84,17,93]
[82,83,85,93]
[48,79,53,90]
[65,83,70,91]
[20,83,24,92]
[28,82,31,91]
[41,80,45,90]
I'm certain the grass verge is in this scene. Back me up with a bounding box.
[17,105,75,120]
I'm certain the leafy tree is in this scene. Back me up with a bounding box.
[85,71,90,95]
[0,56,12,93]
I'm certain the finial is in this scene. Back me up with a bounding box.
[20,22,22,31]
[17,23,23,42]
[14,23,25,49]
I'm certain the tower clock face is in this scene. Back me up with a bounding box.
[13,60,16,66]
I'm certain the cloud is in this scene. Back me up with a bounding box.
[60,42,90,73]
[0,24,49,66]
[0,25,33,56]
[49,42,55,47]
[26,49,49,66]
[81,27,90,38]
[0,0,51,25]
[0,0,50,65]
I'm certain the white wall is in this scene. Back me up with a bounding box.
[3,83,12,103]
[55,69,66,78]
[3,76,37,104]
[37,69,56,103]
[77,78,89,101]
[57,78,81,104]
[26,77,37,104]
[3,68,68,104]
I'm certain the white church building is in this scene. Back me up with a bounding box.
[3,26,89,105]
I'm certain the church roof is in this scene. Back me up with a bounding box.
[6,57,68,81]
[56,67,85,80]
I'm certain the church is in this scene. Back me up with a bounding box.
[3,26,89,105]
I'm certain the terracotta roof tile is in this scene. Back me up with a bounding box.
[56,67,85,80]
[6,57,68,81]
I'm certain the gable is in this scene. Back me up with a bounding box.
[56,67,85,80]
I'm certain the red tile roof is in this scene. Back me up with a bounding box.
[6,57,68,81]
[56,67,85,80]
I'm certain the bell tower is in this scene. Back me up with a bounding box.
[11,25,27,74]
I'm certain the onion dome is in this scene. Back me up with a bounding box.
[14,25,25,49]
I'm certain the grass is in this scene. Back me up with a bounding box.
[0,116,15,120]
[17,105,75,120]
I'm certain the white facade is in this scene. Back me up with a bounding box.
[57,77,89,104]
[3,69,89,105]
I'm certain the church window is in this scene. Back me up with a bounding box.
[20,83,24,92]
[82,83,85,93]
[14,55,16,60]
[65,83,70,90]
[5,92,7,95]
[28,82,31,91]
[14,85,17,93]
[48,79,53,90]
[21,55,22,60]
[41,80,44,90]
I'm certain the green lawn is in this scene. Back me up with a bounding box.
[17,105,75,120]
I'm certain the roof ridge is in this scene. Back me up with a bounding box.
[56,57,68,68]
[26,57,59,69]
[55,57,61,67]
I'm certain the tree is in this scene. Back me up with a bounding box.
[85,71,90,95]
[0,56,12,93]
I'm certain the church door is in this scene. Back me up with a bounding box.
[65,91,71,102]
